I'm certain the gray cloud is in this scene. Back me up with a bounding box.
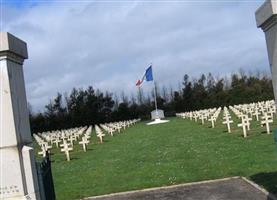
[2,1,269,111]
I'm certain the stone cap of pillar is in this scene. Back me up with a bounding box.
[255,0,277,31]
[0,32,28,59]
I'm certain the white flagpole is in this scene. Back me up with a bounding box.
[153,81,158,114]
[152,64,158,115]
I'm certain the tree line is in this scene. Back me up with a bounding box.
[29,71,274,133]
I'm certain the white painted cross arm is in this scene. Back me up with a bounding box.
[261,114,273,134]
[79,136,89,152]
[61,142,73,161]
[237,118,248,138]
[95,125,105,143]
[222,117,233,133]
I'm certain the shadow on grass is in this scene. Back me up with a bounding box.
[52,157,79,163]
[250,171,277,197]
[261,130,270,134]
[86,148,94,151]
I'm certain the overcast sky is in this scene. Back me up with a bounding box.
[2,0,269,111]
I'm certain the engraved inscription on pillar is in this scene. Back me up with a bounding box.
[0,185,20,196]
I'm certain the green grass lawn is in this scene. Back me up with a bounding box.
[36,116,277,200]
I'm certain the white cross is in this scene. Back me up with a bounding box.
[267,109,275,119]
[60,139,73,150]
[253,109,260,121]
[54,138,61,148]
[97,132,105,143]
[243,115,252,131]
[69,136,75,146]
[61,133,67,143]
[222,116,233,133]
[122,122,127,130]
[208,116,216,128]
[261,113,273,134]
[116,124,121,133]
[38,146,47,157]
[110,128,115,136]
[193,115,198,122]
[238,118,248,138]
[41,142,52,152]
[49,136,55,145]
[201,115,205,125]
[189,112,193,120]
[95,125,105,143]
[61,142,73,161]
[79,136,89,152]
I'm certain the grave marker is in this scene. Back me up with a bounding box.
[222,116,233,133]
[208,116,216,128]
[261,113,273,134]
[61,142,73,161]
[79,137,89,152]
[238,118,248,138]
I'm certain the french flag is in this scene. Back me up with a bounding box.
[136,65,153,87]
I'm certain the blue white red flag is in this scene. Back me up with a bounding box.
[136,65,153,87]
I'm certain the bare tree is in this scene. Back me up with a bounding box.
[113,93,119,110]
[130,93,136,105]
[169,85,174,102]
[121,91,129,104]
[162,86,168,103]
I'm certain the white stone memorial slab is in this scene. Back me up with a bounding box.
[147,109,169,125]
[151,109,165,120]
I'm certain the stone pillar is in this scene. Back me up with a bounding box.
[256,0,277,100]
[0,32,40,199]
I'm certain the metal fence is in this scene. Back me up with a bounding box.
[36,153,56,200]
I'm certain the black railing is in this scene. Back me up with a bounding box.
[36,153,56,200]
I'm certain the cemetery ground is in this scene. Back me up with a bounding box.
[34,116,277,200]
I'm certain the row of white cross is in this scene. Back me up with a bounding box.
[95,119,140,142]
[222,107,233,133]
[229,100,275,137]
[33,119,140,161]
[176,107,222,128]
[34,126,88,161]
[176,100,276,138]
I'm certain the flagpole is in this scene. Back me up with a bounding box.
[153,81,158,114]
[152,64,158,115]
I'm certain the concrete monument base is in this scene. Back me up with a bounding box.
[147,109,169,125]
[147,118,170,125]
